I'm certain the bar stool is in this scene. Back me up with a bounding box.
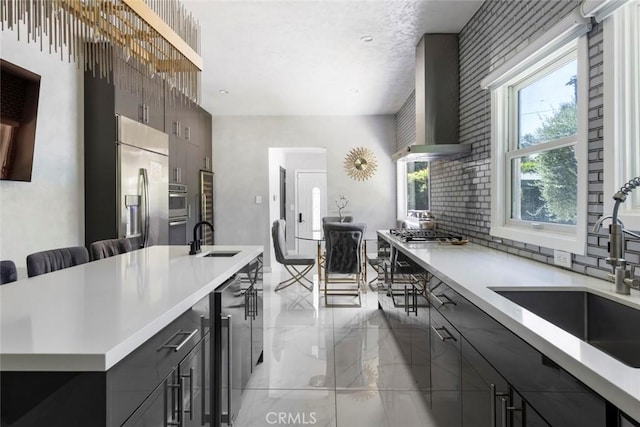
[0,260,17,284]
[26,246,90,278]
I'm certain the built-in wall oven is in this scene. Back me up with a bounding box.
[169,183,188,245]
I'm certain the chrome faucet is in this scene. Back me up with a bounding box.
[189,221,214,255]
[595,177,640,294]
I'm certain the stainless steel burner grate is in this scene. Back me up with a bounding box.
[389,228,464,243]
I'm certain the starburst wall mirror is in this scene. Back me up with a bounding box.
[344,147,378,181]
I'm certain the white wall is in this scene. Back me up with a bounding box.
[212,116,396,268]
[0,31,84,276]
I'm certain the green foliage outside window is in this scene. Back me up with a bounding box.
[407,162,429,211]
[519,77,578,224]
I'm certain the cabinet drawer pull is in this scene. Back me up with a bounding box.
[157,329,198,352]
[181,367,194,420]
[491,384,510,427]
[165,371,181,427]
[431,325,456,341]
[500,396,523,427]
[428,290,456,306]
[221,315,233,425]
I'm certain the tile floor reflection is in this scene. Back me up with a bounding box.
[234,266,439,427]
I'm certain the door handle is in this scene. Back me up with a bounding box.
[165,370,181,427]
[298,213,303,223]
[181,367,194,421]
[200,316,210,425]
[140,168,150,248]
[221,315,233,425]
[431,325,456,341]
[491,384,509,427]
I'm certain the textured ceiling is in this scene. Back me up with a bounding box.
[182,0,483,116]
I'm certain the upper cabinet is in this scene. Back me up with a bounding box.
[112,61,165,131]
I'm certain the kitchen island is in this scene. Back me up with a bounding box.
[377,230,640,425]
[0,245,263,426]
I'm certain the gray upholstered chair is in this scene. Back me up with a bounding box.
[322,222,366,306]
[0,260,17,284]
[89,238,133,261]
[26,246,90,278]
[272,219,315,292]
[322,216,353,224]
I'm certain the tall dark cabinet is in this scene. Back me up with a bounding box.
[84,53,213,248]
[165,89,213,245]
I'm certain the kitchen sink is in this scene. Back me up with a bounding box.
[494,289,640,368]
[202,251,240,258]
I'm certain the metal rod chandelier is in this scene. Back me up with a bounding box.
[0,0,202,103]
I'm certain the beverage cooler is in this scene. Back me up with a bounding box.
[200,171,214,245]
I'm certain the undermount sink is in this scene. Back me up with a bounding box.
[494,289,640,368]
[202,251,240,258]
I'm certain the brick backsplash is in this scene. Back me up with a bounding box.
[395,0,636,281]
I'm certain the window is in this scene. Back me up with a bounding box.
[508,53,578,227]
[487,27,589,254]
[604,0,640,230]
[397,159,429,218]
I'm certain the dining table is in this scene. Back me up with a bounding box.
[295,230,379,285]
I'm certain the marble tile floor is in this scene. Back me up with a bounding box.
[234,267,439,427]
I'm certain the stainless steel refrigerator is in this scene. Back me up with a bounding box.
[117,115,169,247]
[85,114,169,248]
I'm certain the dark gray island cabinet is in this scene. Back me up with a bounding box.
[376,232,640,427]
[0,246,263,427]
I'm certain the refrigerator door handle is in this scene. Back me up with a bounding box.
[140,168,150,247]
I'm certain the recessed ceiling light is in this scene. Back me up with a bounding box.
[219,89,229,94]
[360,36,373,43]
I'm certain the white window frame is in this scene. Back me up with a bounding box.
[603,0,640,231]
[489,36,589,255]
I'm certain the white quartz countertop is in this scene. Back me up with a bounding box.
[378,231,640,422]
[0,245,262,372]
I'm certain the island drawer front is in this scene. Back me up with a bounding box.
[107,295,210,427]
[428,280,607,427]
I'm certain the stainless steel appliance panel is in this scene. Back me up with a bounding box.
[117,115,170,156]
[169,216,188,245]
[169,183,188,219]
[118,143,168,246]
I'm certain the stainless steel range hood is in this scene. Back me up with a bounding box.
[393,34,471,161]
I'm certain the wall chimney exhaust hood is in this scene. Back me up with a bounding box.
[393,34,471,161]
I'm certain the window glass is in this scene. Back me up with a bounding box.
[406,161,429,213]
[517,59,578,148]
[511,146,577,225]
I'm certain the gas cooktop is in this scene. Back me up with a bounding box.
[389,228,465,243]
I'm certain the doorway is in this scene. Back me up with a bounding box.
[295,171,327,256]
[268,148,327,268]
[279,166,286,220]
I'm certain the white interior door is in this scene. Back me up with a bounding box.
[296,171,327,256]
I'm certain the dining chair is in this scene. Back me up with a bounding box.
[0,260,18,284]
[272,219,315,292]
[89,238,133,261]
[322,222,366,306]
[322,216,353,224]
[26,246,90,278]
